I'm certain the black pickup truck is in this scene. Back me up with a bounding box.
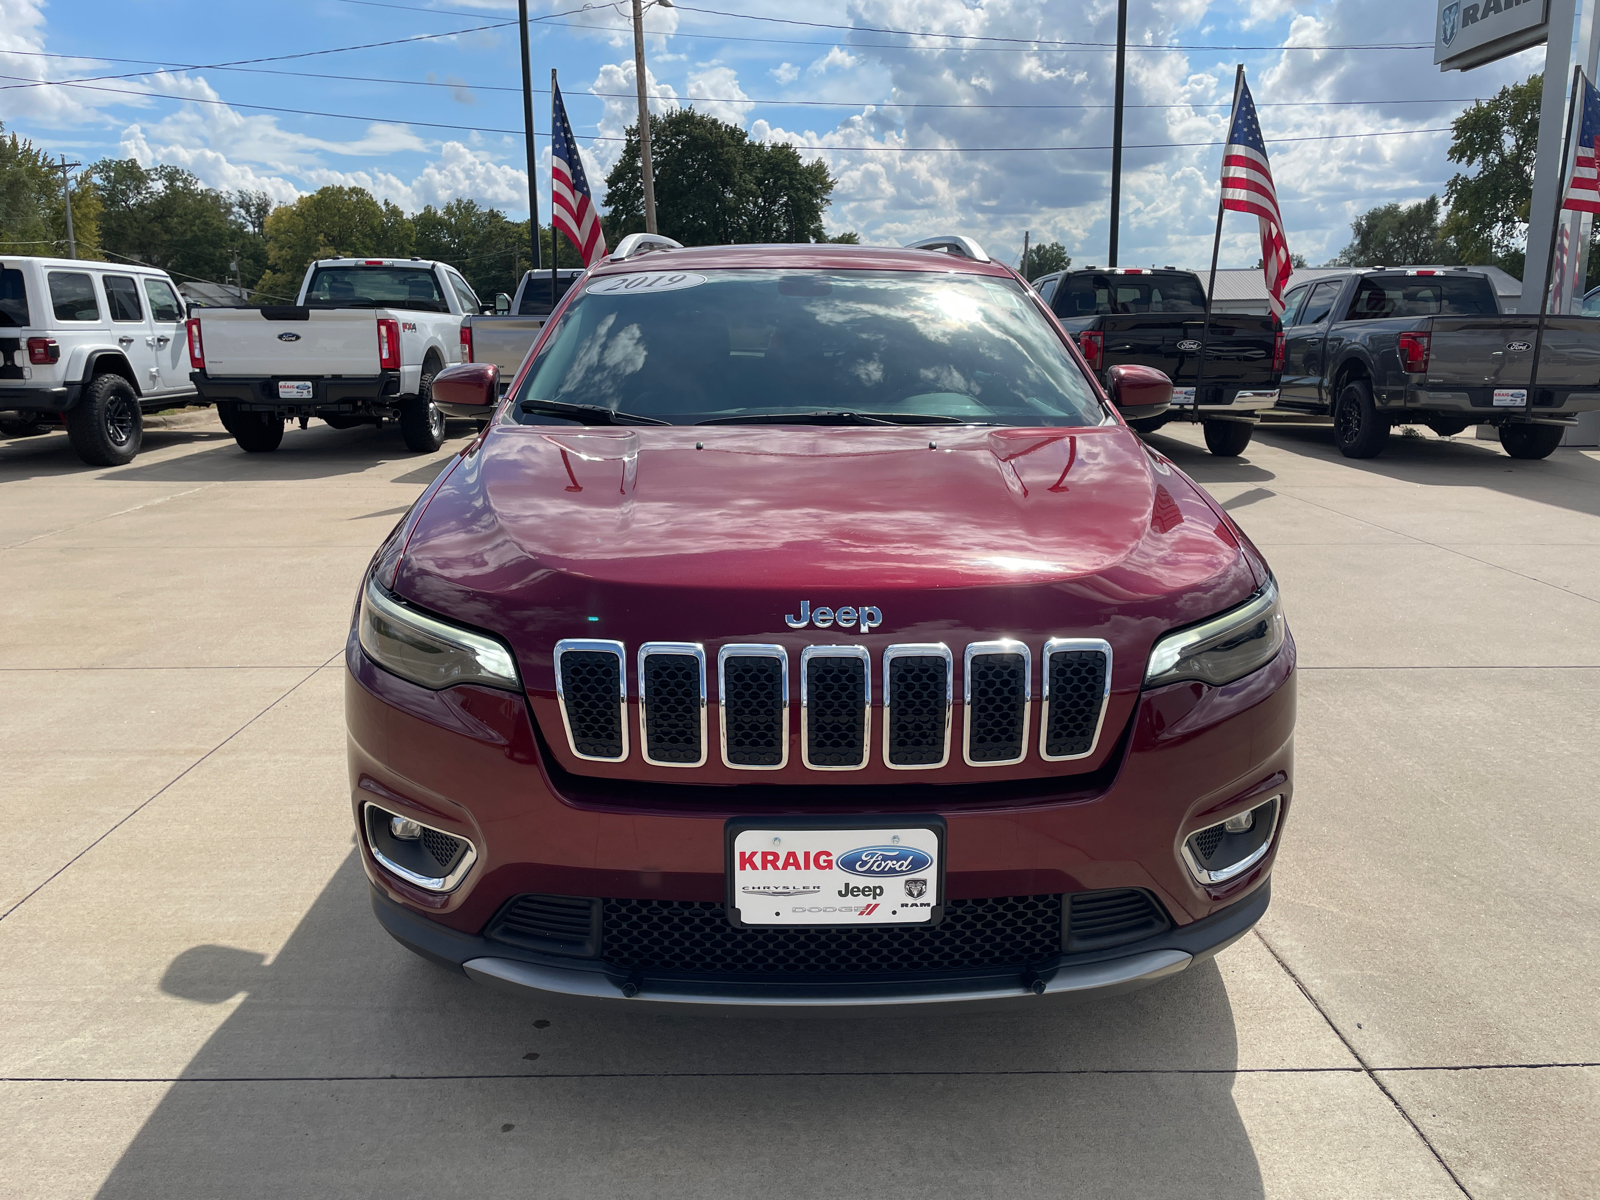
[1032,267,1283,456]
[1277,268,1600,459]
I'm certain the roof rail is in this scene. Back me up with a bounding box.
[904,235,991,264]
[610,233,684,262]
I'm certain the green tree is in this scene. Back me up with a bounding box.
[255,186,414,301]
[604,108,838,245]
[93,159,242,283]
[1329,196,1454,266]
[826,230,862,244]
[1022,240,1071,280]
[0,123,101,259]
[1443,74,1541,278]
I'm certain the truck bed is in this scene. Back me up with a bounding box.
[1088,313,1278,394]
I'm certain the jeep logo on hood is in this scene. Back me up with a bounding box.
[785,600,882,632]
[837,846,933,876]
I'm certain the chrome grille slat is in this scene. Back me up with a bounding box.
[883,643,952,769]
[718,644,789,770]
[963,640,1031,767]
[1040,638,1112,761]
[800,645,870,771]
[553,638,628,761]
[638,642,707,767]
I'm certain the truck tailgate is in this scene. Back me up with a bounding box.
[465,315,546,387]
[1427,316,1600,390]
[199,308,379,376]
[1100,314,1276,385]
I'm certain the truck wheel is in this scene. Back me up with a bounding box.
[232,411,285,453]
[66,374,143,466]
[1203,420,1254,456]
[1333,379,1388,459]
[1126,415,1169,434]
[399,363,446,453]
[1498,423,1564,460]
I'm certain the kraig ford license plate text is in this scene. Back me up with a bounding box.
[729,826,942,927]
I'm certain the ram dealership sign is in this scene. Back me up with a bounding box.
[1435,0,1549,71]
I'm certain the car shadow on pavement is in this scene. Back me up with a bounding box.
[95,854,1266,1198]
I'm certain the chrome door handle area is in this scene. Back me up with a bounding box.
[155,336,171,345]
[118,336,135,344]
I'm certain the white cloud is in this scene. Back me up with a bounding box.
[686,65,753,126]
[588,59,681,185]
[771,62,801,85]
[809,47,859,75]
[0,0,116,126]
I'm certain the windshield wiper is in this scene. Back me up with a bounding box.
[519,398,671,426]
[697,410,971,426]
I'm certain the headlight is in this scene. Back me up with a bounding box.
[1144,579,1285,688]
[358,576,520,691]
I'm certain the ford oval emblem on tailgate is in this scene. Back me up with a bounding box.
[1177,339,1202,351]
[837,846,934,876]
[278,332,302,342]
[1505,341,1531,352]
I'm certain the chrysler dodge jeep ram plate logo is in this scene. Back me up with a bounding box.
[277,332,301,342]
[784,600,883,631]
[1176,339,1203,351]
[904,877,928,899]
[1506,341,1532,352]
[742,885,822,897]
[837,846,934,876]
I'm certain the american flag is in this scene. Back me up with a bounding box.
[1220,78,1294,319]
[1561,71,1600,214]
[551,78,607,265]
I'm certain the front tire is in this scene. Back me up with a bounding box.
[1203,420,1254,456]
[1333,379,1388,459]
[232,411,284,453]
[1498,423,1564,460]
[399,362,446,453]
[66,374,143,466]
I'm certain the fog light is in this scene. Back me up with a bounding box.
[1181,796,1282,886]
[1223,811,1254,833]
[390,816,423,840]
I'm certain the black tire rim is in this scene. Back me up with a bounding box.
[105,395,137,446]
[1335,395,1361,446]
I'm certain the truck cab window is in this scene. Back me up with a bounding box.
[1299,280,1343,325]
[303,266,448,313]
[1279,284,1309,326]
[48,272,100,322]
[1351,275,1496,318]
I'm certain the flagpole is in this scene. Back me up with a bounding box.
[552,69,561,306]
[1108,0,1127,267]
[517,0,540,272]
[1527,63,1583,417]
[1195,64,1245,422]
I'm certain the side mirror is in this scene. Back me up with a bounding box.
[494,292,511,315]
[432,363,500,417]
[1107,363,1172,419]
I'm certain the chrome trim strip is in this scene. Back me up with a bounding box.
[637,642,707,768]
[462,949,1192,1007]
[1039,637,1114,762]
[962,639,1032,768]
[716,643,789,771]
[881,642,953,770]
[361,801,477,893]
[799,644,872,772]
[1180,796,1283,886]
[552,638,628,762]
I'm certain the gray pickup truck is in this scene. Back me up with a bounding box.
[461,268,583,391]
[1278,268,1600,459]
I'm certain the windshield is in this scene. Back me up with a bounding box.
[509,269,1107,427]
[303,266,447,312]
[1055,273,1207,317]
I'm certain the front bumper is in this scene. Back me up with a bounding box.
[372,879,1269,1011]
[192,371,402,411]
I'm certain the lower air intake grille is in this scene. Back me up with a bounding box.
[1065,888,1170,953]
[1043,647,1108,758]
[886,654,949,766]
[805,654,866,768]
[486,893,601,957]
[558,649,623,759]
[966,650,1028,763]
[602,895,1064,975]
[421,828,467,872]
[1191,825,1227,862]
[642,651,703,764]
[721,653,785,767]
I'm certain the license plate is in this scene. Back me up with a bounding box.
[278,380,314,400]
[727,820,944,927]
[1493,388,1527,407]
[1171,387,1197,406]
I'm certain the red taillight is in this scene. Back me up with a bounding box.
[1398,331,1431,374]
[1079,330,1104,370]
[364,259,385,266]
[377,318,401,370]
[27,336,60,365]
[1272,329,1285,373]
[184,319,204,369]
[459,321,473,363]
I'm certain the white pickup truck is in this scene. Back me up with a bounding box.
[188,257,488,453]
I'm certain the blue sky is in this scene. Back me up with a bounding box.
[1,0,1547,270]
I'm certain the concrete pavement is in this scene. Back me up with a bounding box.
[0,413,1594,1198]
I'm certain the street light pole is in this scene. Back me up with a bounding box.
[632,0,671,234]
[517,0,541,270]
[1107,0,1127,267]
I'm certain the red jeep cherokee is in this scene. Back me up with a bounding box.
[346,235,1294,1009]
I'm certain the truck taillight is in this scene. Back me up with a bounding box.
[26,336,60,365]
[1272,330,1285,373]
[1079,330,1104,370]
[377,318,401,370]
[185,319,204,369]
[1398,331,1431,374]
[460,321,473,362]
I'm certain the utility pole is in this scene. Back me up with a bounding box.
[1107,0,1127,267]
[633,0,672,234]
[58,156,81,259]
[517,0,541,270]
[1020,230,1030,279]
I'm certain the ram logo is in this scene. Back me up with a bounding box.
[1441,2,1460,47]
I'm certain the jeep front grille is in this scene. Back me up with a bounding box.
[551,636,1111,771]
